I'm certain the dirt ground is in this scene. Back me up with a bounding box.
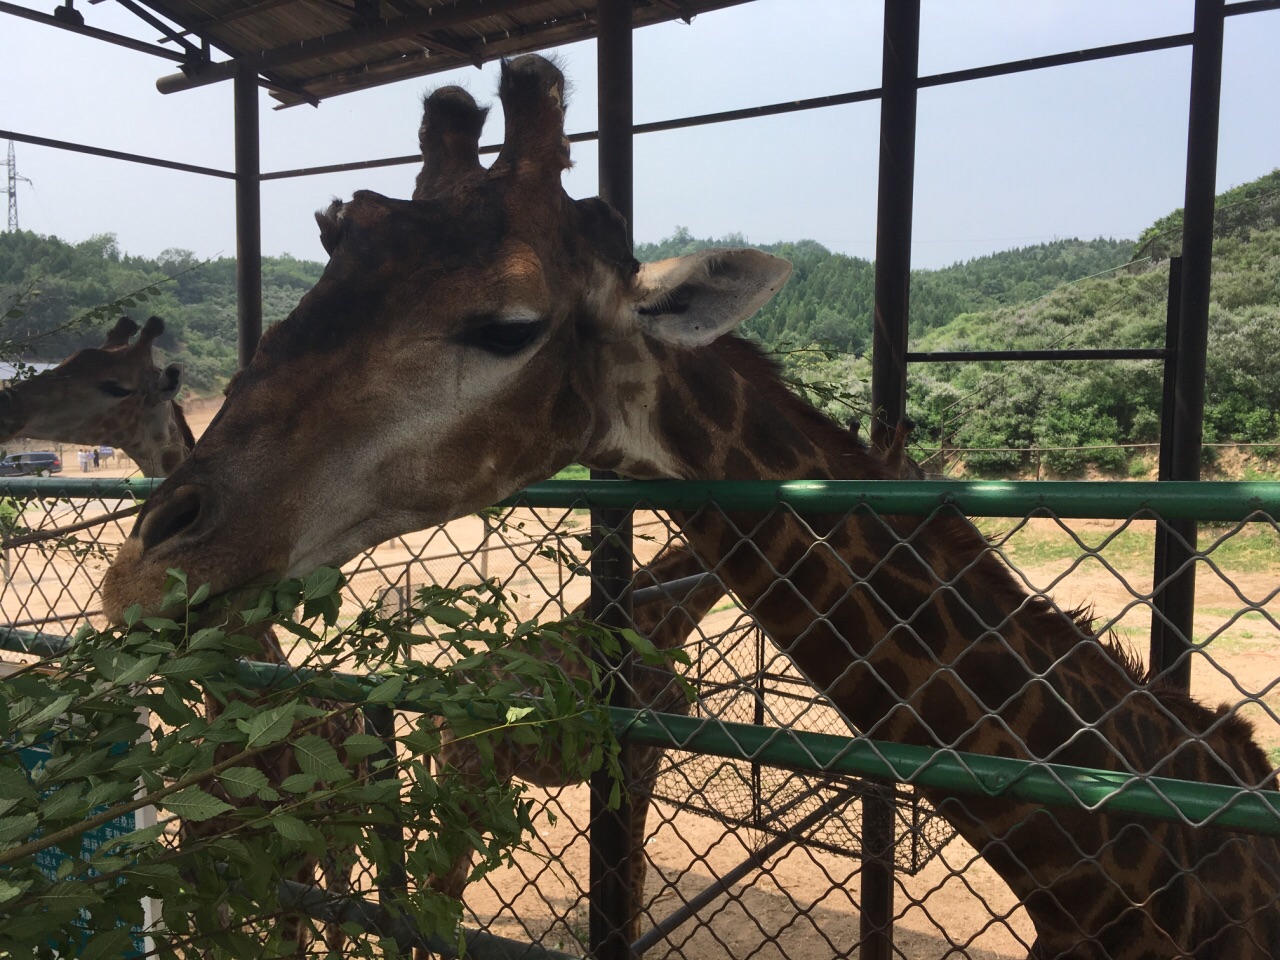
[4,398,1278,958]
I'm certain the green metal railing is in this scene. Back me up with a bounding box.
[7,476,1280,521]
[5,476,1280,836]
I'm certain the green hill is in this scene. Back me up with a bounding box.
[636,229,1133,351]
[0,233,322,393]
[907,170,1280,474]
[1,168,1277,479]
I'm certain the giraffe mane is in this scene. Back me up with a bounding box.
[710,335,878,458]
[171,400,196,454]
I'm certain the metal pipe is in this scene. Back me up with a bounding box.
[1156,0,1227,690]
[863,5,920,951]
[251,11,1280,180]
[869,0,920,449]
[0,0,187,61]
[4,635,1277,836]
[590,4,637,957]
[629,572,719,606]
[498,478,1280,521]
[0,129,233,179]
[907,348,1168,363]
[7,476,1280,523]
[617,709,1280,836]
[234,63,263,368]
[1151,258,1191,679]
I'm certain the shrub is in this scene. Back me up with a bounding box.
[0,570,652,958]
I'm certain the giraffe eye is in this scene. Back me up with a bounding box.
[463,318,548,356]
[98,382,133,398]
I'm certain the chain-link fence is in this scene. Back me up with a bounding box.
[3,477,1279,958]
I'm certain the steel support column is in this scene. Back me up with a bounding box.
[234,63,263,369]
[590,2,636,958]
[863,3,919,956]
[1152,0,1225,689]
[869,0,920,442]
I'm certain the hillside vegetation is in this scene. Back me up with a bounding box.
[1,169,1277,476]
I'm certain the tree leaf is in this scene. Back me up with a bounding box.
[238,705,295,749]
[293,735,345,781]
[340,733,389,761]
[163,786,233,822]
[364,674,404,704]
[272,813,324,844]
[218,766,270,800]
[0,812,38,842]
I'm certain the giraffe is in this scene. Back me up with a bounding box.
[102,56,1280,958]
[0,315,193,478]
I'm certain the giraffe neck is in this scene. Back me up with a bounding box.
[594,337,1280,954]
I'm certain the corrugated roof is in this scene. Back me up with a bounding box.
[133,0,756,107]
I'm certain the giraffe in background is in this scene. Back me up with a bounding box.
[0,315,192,478]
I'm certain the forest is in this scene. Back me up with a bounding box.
[1,168,1277,476]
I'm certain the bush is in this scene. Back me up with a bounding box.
[0,569,652,958]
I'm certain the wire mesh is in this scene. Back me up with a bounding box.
[3,481,1279,959]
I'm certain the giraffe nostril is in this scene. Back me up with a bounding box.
[139,484,208,552]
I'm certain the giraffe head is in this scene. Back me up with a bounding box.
[103,55,790,617]
[0,315,191,477]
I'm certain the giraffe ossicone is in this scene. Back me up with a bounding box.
[105,55,1280,957]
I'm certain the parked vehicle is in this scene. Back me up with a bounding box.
[0,452,63,476]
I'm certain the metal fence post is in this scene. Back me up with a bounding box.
[233,60,263,370]
[591,3,637,957]
[863,1,920,953]
[1151,0,1226,690]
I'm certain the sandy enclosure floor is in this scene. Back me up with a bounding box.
[2,398,1278,958]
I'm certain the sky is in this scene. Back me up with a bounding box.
[2,0,1279,270]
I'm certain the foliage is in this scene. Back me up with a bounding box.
[0,233,323,393]
[3,168,1278,475]
[0,568,652,958]
[910,216,1280,474]
[1136,168,1280,261]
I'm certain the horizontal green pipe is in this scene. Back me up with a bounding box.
[6,642,1278,837]
[614,708,1280,836]
[0,477,157,499]
[498,479,1280,521]
[5,477,1280,521]
[0,627,70,657]
[178,662,1280,838]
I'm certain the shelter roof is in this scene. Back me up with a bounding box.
[130,0,754,106]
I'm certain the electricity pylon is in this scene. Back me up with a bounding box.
[7,141,33,232]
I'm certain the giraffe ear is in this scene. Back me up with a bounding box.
[631,250,791,347]
[158,362,183,402]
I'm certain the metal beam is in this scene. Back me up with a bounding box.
[234,63,263,369]
[590,5,636,958]
[1153,0,1227,690]
[0,128,233,179]
[908,348,1168,363]
[0,0,186,60]
[870,0,920,441]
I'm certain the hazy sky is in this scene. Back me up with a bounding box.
[3,0,1279,269]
